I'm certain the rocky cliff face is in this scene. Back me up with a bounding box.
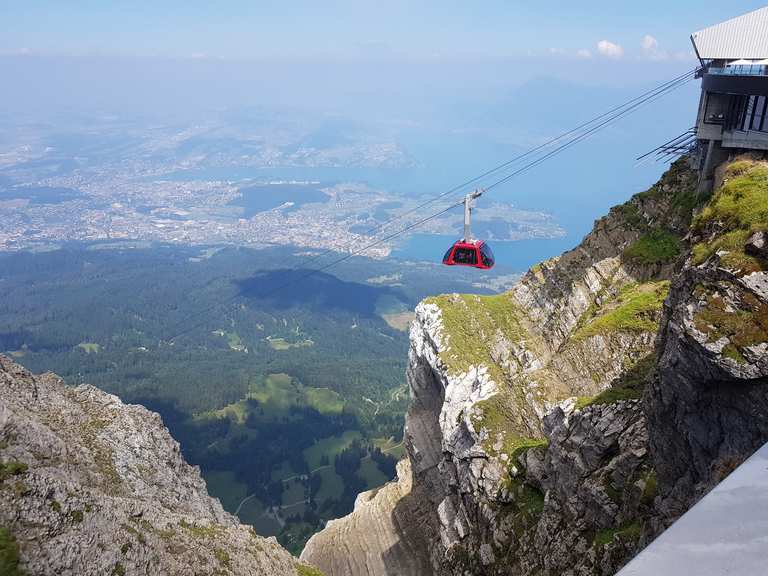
[647,158,768,518]
[299,459,433,576]
[0,356,321,576]
[302,157,768,576]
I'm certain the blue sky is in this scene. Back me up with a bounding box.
[2,2,762,244]
[1,1,767,61]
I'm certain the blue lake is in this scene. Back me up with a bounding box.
[0,186,83,204]
[392,234,578,273]
[158,165,431,195]
[230,183,328,217]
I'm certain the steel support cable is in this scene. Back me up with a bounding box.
[165,70,697,342]
[286,68,699,283]
[166,200,463,341]
[484,74,696,193]
[276,67,699,273]
[636,127,696,161]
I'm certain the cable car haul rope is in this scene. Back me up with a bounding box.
[166,66,699,341]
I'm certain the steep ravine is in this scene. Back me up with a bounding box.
[302,157,768,575]
[0,356,322,576]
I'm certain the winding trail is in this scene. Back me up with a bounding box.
[233,440,404,517]
[234,464,330,515]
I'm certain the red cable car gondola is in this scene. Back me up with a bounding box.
[442,189,495,270]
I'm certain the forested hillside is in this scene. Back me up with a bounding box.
[0,243,497,552]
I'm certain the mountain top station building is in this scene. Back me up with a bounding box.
[692,6,768,191]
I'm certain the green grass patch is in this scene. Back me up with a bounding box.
[514,483,545,516]
[238,498,281,537]
[574,281,669,340]
[76,342,100,354]
[0,461,28,484]
[506,438,548,469]
[212,330,247,351]
[204,400,249,425]
[594,521,642,548]
[693,229,764,274]
[297,564,326,576]
[692,160,768,273]
[357,457,389,489]
[214,548,231,569]
[266,336,314,350]
[0,527,24,576]
[696,161,768,232]
[693,287,768,362]
[302,431,361,469]
[270,461,296,482]
[372,437,405,460]
[623,229,681,264]
[493,438,548,517]
[202,470,249,512]
[615,203,646,230]
[249,373,344,415]
[575,353,654,409]
[314,467,344,505]
[204,373,345,424]
[304,388,344,415]
[247,373,298,408]
[281,479,306,508]
[575,387,642,410]
[424,292,525,383]
[179,519,222,539]
[641,471,658,506]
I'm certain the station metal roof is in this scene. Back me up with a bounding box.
[691,6,768,60]
[617,442,768,576]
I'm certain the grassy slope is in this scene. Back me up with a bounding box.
[688,159,768,362]
[693,160,768,274]
[422,161,701,468]
[574,281,670,340]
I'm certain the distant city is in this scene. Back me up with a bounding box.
[0,115,564,256]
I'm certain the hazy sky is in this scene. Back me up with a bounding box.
[2,1,767,62]
[2,2,761,242]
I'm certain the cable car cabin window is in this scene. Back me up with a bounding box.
[453,247,477,265]
[443,247,454,264]
[480,243,495,267]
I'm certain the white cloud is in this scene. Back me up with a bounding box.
[597,40,624,59]
[641,34,658,52]
[640,34,670,60]
[576,48,592,59]
[0,47,33,56]
[673,50,697,61]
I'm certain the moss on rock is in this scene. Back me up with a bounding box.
[692,160,768,273]
[693,285,768,362]
[623,229,681,265]
[425,293,525,382]
[593,521,642,548]
[0,527,24,576]
[574,281,669,340]
[296,564,326,576]
[0,461,28,484]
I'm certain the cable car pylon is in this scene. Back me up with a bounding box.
[442,189,495,269]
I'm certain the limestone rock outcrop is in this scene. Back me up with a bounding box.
[646,159,768,518]
[0,355,317,576]
[300,459,432,576]
[302,158,768,576]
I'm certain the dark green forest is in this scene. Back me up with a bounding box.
[0,242,488,553]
